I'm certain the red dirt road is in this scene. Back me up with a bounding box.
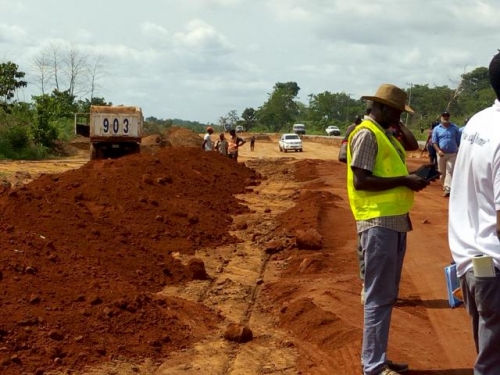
[0,133,477,374]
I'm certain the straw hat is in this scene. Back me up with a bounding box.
[362,84,414,114]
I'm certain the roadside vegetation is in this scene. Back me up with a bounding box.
[1,45,495,160]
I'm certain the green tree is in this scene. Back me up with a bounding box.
[32,89,77,147]
[256,81,300,132]
[241,107,256,130]
[457,67,495,117]
[226,110,239,127]
[308,91,363,132]
[76,97,111,113]
[460,67,490,95]
[0,61,27,110]
[409,84,454,121]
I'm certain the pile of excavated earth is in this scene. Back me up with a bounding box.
[0,146,260,374]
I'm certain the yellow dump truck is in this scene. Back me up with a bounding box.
[75,105,143,160]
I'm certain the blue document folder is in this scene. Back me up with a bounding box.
[444,264,463,308]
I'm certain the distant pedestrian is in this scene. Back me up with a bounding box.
[425,120,439,167]
[448,50,500,375]
[215,133,228,156]
[202,126,214,151]
[250,135,256,151]
[431,111,461,197]
[228,129,246,161]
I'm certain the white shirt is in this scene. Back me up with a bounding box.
[448,100,500,276]
[204,133,213,151]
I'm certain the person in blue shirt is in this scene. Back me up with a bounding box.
[431,111,461,197]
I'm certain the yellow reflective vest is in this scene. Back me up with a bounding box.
[347,120,414,221]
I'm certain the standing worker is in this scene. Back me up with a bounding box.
[215,133,229,156]
[250,135,256,151]
[228,129,246,161]
[347,84,433,375]
[202,126,214,151]
[448,51,500,375]
[431,112,461,197]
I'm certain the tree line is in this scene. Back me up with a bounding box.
[0,47,495,159]
[221,68,494,139]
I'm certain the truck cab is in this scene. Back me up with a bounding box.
[292,123,306,135]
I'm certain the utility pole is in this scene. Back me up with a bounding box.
[405,83,413,126]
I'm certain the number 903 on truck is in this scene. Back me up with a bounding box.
[74,105,143,160]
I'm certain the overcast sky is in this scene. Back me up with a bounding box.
[1,0,499,123]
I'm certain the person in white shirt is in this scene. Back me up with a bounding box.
[448,51,500,375]
[202,127,214,151]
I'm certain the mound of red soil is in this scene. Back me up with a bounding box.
[163,127,203,148]
[0,147,259,374]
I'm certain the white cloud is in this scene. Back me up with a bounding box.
[0,0,26,12]
[0,24,27,43]
[173,19,233,54]
[2,0,500,122]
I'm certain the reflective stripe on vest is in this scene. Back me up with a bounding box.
[347,120,414,221]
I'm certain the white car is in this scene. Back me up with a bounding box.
[325,125,341,136]
[279,133,303,152]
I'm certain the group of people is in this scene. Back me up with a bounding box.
[343,51,500,375]
[202,127,250,161]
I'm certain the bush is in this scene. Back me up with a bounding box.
[5,125,30,149]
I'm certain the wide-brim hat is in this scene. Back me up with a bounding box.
[362,84,414,114]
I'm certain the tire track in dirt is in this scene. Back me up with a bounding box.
[155,160,301,375]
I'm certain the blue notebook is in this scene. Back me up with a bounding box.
[444,264,463,308]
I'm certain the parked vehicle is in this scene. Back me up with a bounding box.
[292,123,306,135]
[279,133,303,153]
[326,125,341,136]
[75,105,143,160]
[235,125,245,133]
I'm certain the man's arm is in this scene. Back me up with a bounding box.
[432,129,444,157]
[352,167,429,192]
[394,122,419,151]
[238,138,246,147]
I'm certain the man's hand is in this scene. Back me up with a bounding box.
[404,174,430,192]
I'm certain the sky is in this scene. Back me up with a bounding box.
[1,0,499,124]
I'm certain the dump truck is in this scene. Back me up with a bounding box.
[75,105,143,160]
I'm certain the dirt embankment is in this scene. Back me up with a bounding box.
[0,147,259,375]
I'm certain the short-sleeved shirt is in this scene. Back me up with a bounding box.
[431,123,461,153]
[448,100,500,276]
[217,139,228,155]
[349,117,412,234]
[203,133,213,151]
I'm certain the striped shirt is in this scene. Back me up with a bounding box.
[349,118,412,234]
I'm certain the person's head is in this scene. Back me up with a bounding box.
[441,111,450,125]
[229,129,236,136]
[489,51,500,99]
[219,133,225,140]
[354,115,362,125]
[361,84,413,128]
[207,126,214,134]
